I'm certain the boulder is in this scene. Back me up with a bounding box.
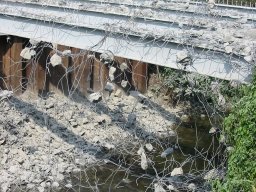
[88,92,102,103]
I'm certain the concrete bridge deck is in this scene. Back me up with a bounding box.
[0,0,255,83]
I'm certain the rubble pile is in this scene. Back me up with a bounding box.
[0,90,179,191]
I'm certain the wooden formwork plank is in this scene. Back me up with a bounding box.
[131,60,148,93]
[24,58,34,91]
[36,46,51,96]
[48,45,71,95]
[9,37,23,94]
[0,36,7,89]
[1,36,23,94]
[2,38,11,90]
[113,57,133,91]
[71,48,92,95]
[92,58,108,92]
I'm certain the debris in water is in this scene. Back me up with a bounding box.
[145,143,153,151]
[140,151,148,170]
[171,167,183,176]
[154,183,166,192]
[161,147,174,158]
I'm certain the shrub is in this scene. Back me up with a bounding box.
[213,75,256,191]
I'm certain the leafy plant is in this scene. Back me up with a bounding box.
[213,74,256,191]
[161,68,239,109]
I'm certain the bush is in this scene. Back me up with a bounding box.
[213,76,256,191]
[161,68,240,109]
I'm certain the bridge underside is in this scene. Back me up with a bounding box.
[0,0,255,91]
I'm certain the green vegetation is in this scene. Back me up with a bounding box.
[160,67,256,191]
[160,68,240,109]
[213,74,256,191]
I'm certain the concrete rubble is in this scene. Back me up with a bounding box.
[105,82,115,92]
[109,66,117,81]
[20,47,36,60]
[100,51,114,64]
[121,80,128,88]
[140,150,148,170]
[171,167,183,176]
[0,90,13,101]
[154,183,166,192]
[88,92,102,102]
[0,90,180,191]
[120,62,128,72]
[50,53,62,67]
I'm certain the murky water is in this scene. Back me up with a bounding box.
[61,116,222,192]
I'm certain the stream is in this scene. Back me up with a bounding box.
[60,116,223,192]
